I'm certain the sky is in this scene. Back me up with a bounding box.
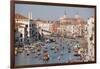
[15,4,95,21]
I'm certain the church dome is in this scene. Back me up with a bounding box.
[60,15,67,20]
[75,14,81,19]
[60,9,67,20]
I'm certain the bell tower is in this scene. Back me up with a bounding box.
[28,12,32,20]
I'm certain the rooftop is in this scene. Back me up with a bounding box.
[15,13,29,20]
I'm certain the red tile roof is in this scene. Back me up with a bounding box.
[15,23,25,29]
[15,13,28,19]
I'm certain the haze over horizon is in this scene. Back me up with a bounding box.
[15,4,95,21]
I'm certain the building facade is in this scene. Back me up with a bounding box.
[35,19,52,36]
[86,16,95,61]
[59,13,86,38]
[15,12,37,46]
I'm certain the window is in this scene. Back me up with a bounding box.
[20,39,22,42]
[25,25,28,27]
[20,34,22,37]
[30,24,31,27]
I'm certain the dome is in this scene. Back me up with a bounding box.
[75,14,81,19]
[60,9,67,20]
[60,15,67,20]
